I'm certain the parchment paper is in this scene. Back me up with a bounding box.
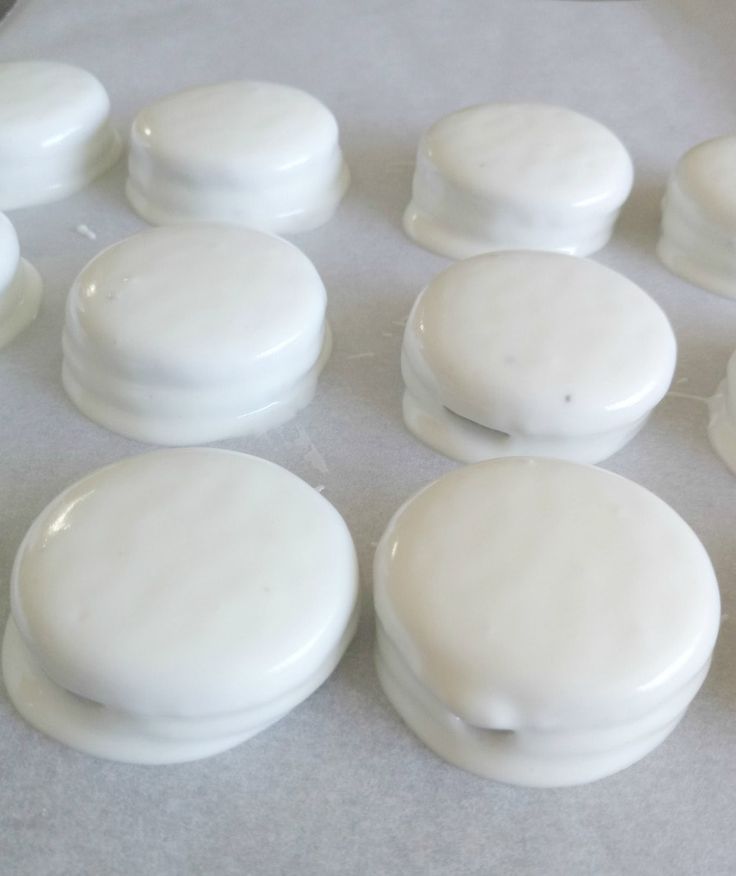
[1,2,735,873]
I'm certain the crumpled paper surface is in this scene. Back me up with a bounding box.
[0,1,734,873]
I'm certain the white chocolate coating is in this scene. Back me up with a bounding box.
[374,458,720,787]
[0,213,42,349]
[404,103,633,259]
[2,448,359,763]
[126,81,350,232]
[0,61,121,211]
[401,251,676,464]
[62,224,330,445]
[708,350,736,474]
[658,136,736,299]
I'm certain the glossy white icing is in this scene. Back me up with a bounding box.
[62,224,330,445]
[0,61,121,211]
[708,351,736,474]
[374,457,720,787]
[658,135,736,299]
[404,103,633,259]
[0,213,42,349]
[401,251,676,464]
[2,448,359,763]
[126,81,350,232]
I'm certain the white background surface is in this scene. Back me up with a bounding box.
[1,1,735,873]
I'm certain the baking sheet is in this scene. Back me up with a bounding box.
[1,1,735,873]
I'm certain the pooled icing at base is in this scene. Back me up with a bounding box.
[4,449,360,763]
[402,386,648,465]
[403,199,618,262]
[0,61,121,211]
[374,458,720,786]
[126,81,350,233]
[657,236,736,301]
[3,609,358,765]
[658,136,736,299]
[376,620,709,788]
[404,103,633,259]
[126,165,350,235]
[63,324,332,446]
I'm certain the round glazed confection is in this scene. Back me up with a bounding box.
[2,448,359,764]
[374,457,720,787]
[0,213,42,349]
[403,103,633,259]
[708,350,736,474]
[62,224,331,445]
[401,251,676,464]
[658,136,736,299]
[126,80,350,232]
[0,61,121,211]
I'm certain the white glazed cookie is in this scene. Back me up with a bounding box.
[374,457,720,787]
[404,103,633,259]
[708,350,736,474]
[0,61,121,211]
[2,448,359,764]
[0,213,42,349]
[658,135,736,299]
[401,251,676,464]
[126,81,350,232]
[62,224,331,445]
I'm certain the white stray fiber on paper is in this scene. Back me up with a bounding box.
[346,352,375,360]
[294,425,329,475]
[75,224,97,240]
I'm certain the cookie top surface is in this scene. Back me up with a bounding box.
[12,449,358,716]
[65,224,326,381]
[130,80,339,180]
[375,457,719,728]
[0,61,111,157]
[422,103,633,211]
[403,251,676,436]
